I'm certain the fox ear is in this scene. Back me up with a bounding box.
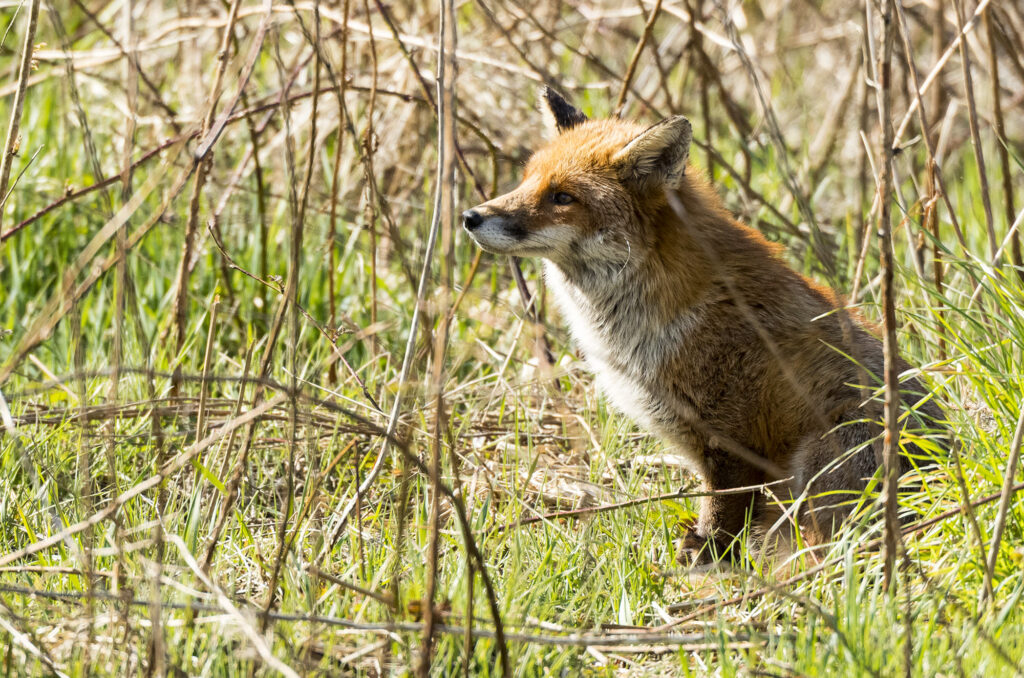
[613,116,692,188]
[540,86,588,134]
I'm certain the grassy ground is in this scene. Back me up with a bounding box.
[1,0,1023,675]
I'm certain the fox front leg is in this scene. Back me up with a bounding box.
[676,453,763,566]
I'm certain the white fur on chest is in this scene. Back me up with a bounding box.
[544,262,700,432]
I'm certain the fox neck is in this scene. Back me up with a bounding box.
[547,202,716,327]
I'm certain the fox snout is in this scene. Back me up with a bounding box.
[461,203,530,255]
[461,208,484,231]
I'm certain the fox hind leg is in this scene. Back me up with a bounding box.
[786,416,889,545]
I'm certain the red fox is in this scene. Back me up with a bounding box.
[463,88,945,564]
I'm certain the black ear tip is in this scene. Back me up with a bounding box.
[541,85,588,132]
[542,85,564,104]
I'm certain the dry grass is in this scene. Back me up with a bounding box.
[0,0,1023,675]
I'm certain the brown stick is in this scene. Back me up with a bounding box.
[985,8,1022,281]
[112,0,137,430]
[953,0,997,262]
[614,0,663,114]
[326,0,352,383]
[0,0,42,230]
[171,0,243,361]
[927,0,947,359]
[499,479,792,531]
[421,1,458,668]
[876,0,900,591]
[984,406,1024,605]
[892,1,991,597]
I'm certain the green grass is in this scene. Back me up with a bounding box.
[1,1,1023,676]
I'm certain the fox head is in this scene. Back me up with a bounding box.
[463,88,693,270]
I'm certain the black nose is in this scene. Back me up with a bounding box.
[462,209,484,231]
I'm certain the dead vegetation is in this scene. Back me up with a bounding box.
[0,0,1022,675]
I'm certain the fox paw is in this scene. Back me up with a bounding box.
[675,528,739,567]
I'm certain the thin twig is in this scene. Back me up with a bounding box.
[985,7,1022,280]
[614,0,663,114]
[0,0,41,230]
[876,0,900,591]
[952,0,996,262]
[326,0,352,382]
[499,479,792,531]
[892,0,992,146]
[420,0,458,672]
[714,0,834,278]
[319,22,449,560]
[984,405,1024,605]
[171,0,243,358]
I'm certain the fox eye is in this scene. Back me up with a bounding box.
[552,191,575,205]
